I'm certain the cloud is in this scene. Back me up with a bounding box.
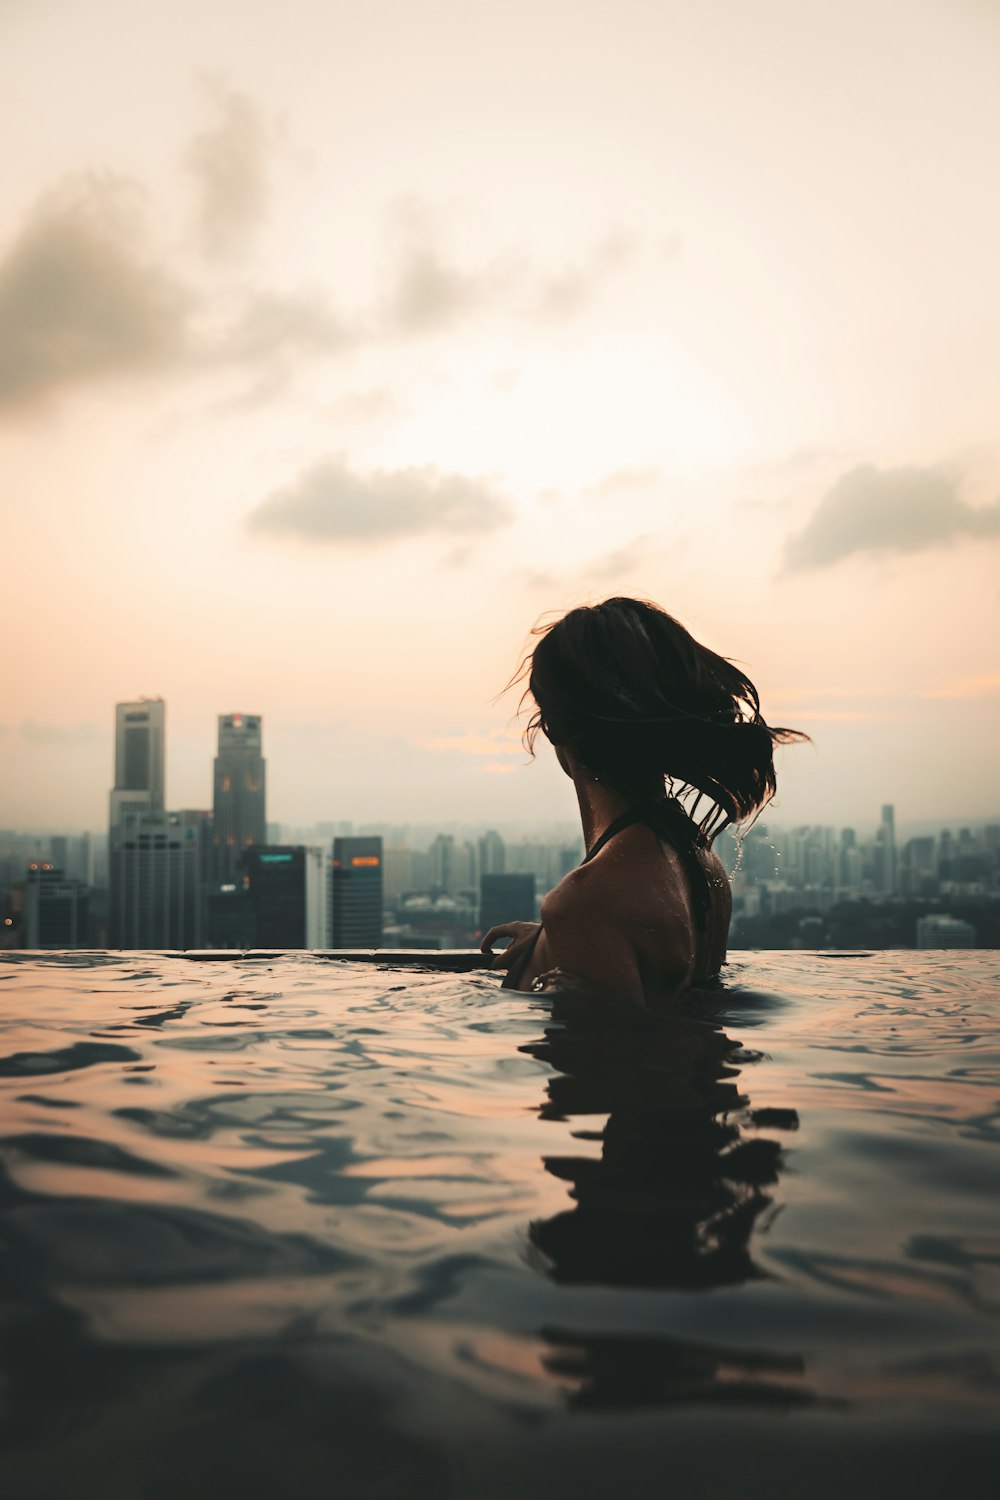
[183,83,269,258]
[922,671,1000,700]
[783,464,1000,571]
[384,243,514,334]
[586,465,663,502]
[245,456,511,547]
[380,200,632,336]
[378,198,509,334]
[414,729,524,758]
[325,386,404,426]
[0,175,188,409]
[531,231,634,321]
[384,232,633,333]
[579,534,651,582]
[523,534,650,593]
[220,289,357,362]
[20,719,105,746]
[524,568,559,592]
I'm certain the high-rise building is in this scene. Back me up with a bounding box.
[506,841,575,895]
[305,847,330,947]
[25,864,89,948]
[479,830,506,876]
[204,884,258,948]
[48,834,92,884]
[206,845,326,948]
[213,714,266,881]
[242,846,316,948]
[479,872,536,933]
[331,837,383,947]
[109,698,165,834]
[178,808,215,888]
[382,847,414,905]
[453,839,479,895]
[875,804,897,895]
[109,812,200,949]
[109,698,167,945]
[85,832,109,890]
[430,834,455,893]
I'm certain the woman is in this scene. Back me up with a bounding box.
[481,597,803,1006]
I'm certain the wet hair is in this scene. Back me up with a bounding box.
[512,597,806,837]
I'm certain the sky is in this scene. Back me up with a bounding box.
[1,0,998,836]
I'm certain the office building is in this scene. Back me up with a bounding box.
[479,872,536,933]
[47,834,93,885]
[241,846,314,948]
[331,837,383,947]
[109,698,165,833]
[213,714,266,881]
[108,698,167,944]
[305,847,330,947]
[109,811,200,949]
[479,830,506,876]
[204,884,258,948]
[453,839,478,895]
[430,833,455,893]
[86,833,109,890]
[382,847,414,904]
[25,864,89,948]
[178,808,214,887]
[875,804,897,895]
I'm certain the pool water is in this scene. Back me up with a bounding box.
[0,950,998,1498]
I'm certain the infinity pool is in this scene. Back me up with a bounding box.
[0,950,997,1498]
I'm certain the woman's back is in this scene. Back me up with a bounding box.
[505,805,732,1006]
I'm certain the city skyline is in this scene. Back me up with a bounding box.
[1,693,997,841]
[4,667,996,950]
[2,1,1000,833]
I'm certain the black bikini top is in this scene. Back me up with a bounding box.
[582,800,714,930]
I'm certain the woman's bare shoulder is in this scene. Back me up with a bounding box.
[541,842,692,936]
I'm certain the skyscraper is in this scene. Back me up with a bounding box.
[109,698,166,946]
[479,873,536,934]
[479,830,506,876]
[430,833,455,893]
[331,837,383,947]
[109,698,165,833]
[213,714,266,881]
[875,804,896,895]
[241,846,314,948]
[25,864,89,948]
[109,811,201,949]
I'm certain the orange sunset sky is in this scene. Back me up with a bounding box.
[2,0,998,833]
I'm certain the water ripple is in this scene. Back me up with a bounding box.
[0,948,997,1493]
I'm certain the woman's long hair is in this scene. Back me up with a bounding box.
[510,597,806,837]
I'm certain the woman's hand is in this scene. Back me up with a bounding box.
[480,921,541,972]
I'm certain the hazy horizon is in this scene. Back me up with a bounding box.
[3,0,998,834]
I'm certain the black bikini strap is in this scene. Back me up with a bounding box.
[581,801,714,932]
[582,809,645,863]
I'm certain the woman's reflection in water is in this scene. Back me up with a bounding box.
[521,992,814,1411]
